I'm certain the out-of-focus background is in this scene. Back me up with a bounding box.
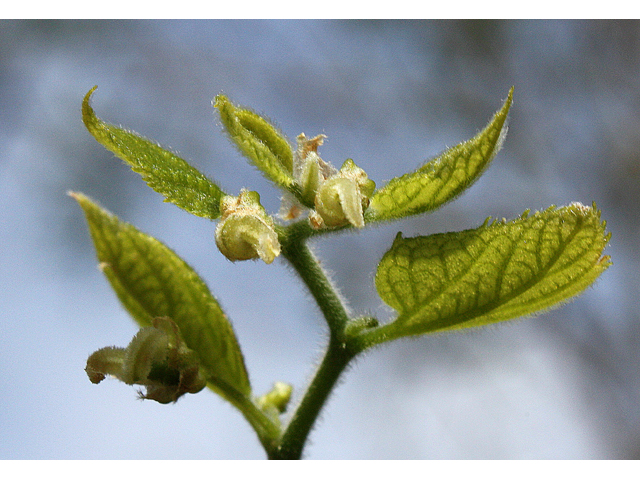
[1,20,638,459]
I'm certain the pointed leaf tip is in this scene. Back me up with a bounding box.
[73,192,251,398]
[82,87,225,219]
[214,94,294,191]
[368,203,610,344]
[367,88,513,223]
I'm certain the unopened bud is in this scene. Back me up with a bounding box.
[257,381,293,415]
[312,159,375,229]
[215,190,281,264]
[293,134,335,208]
[339,158,376,200]
[315,176,364,228]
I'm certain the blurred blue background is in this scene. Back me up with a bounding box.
[1,20,638,459]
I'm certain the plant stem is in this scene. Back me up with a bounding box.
[271,222,358,459]
[269,336,354,459]
[279,224,350,336]
[213,381,282,454]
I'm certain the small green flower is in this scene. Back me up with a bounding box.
[292,133,334,207]
[257,381,293,415]
[85,317,208,404]
[312,159,376,229]
[215,190,281,264]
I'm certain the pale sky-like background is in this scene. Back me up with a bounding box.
[1,19,639,459]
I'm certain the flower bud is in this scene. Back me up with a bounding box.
[282,132,376,229]
[315,176,364,228]
[297,151,322,206]
[215,190,281,264]
[292,133,335,208]
[339,158,376,200]
[312,159,376,229]
[257,381,293,415]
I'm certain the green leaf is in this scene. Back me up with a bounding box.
[214,94,295,191]
[368,203,610,344]
[366,87,513,223]
[82,86,225,219]
[71,191,251,398]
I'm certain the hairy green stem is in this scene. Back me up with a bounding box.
[347,320,398,351]
[269,337,354,459]
[269,221,358,459]
[279,223,351,336]
[212,381,282,454]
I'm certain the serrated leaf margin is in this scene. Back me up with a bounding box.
[369,203,610,343]
[82,86,225,219]
[71,191,251,397]
[366,87,513,223]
